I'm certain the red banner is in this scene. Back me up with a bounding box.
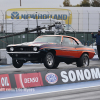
[14,72,43,88]
[0,74,11,91]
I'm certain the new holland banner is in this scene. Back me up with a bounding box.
[6,8,72,25]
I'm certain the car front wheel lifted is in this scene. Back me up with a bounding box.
[12,59,23,68]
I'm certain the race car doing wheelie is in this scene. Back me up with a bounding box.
[6,35,95,69]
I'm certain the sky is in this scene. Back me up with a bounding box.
[0,0,83,10]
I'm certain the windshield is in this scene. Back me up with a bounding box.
[34,36,61,44]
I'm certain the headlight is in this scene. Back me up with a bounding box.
[10,47,14,51]
[33,47,38,52]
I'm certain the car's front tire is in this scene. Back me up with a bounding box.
[76,53,89,67]
[43,52,59,69]
[12,59,23,68]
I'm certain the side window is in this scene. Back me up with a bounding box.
[62,37,78,45]
[71,39,78,45]
[62,37,71,45]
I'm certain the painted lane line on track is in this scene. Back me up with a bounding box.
[0,65,11,67]
[0,80,100,100]
[0,63,42,68]
[1,85,100,100]
[24,63,42,65]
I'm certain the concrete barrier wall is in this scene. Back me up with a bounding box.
[0,49,12,64]
[0,67,100,91]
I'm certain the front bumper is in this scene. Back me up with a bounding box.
[7,51,43,61]
[7,51,40,54]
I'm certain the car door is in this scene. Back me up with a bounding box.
[61,37,78,58]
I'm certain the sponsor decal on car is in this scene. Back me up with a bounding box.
[0,74,11,91]
[45,73,58,84]
[14,73,43,88]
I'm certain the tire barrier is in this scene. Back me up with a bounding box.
[0,66,100,91]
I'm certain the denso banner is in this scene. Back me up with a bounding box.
[41,67,100,86]
[14,72,43,88]
[0,74,11,91]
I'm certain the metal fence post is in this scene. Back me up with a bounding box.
[77,10,79,32]
[68,10,70,30]
[5,11,7,33]
[1,10,4,32]
[97,11,100,30]
[87,11,89,32]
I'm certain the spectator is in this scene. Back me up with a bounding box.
[91,29,100,59]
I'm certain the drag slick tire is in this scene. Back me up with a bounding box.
[12,59,23,68]
[76,53,89,67]
[44,52,59,69]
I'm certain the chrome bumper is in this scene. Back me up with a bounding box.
[7,51,40,54]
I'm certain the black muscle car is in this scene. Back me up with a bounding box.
[6,35,95,69]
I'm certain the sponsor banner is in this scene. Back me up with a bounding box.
[14,72,43,88]
[6,8,72,25]
[45,73,58,84]
[0,74,11,91]
[41,67,100,86]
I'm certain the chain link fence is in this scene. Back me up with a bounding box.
[0,32,97,49]
[0,9,99,48]
[0,9,100,33]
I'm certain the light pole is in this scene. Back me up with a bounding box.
[20,0,21,6]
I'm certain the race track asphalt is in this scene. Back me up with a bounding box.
[0,59,100,74]
[0,59,100,100]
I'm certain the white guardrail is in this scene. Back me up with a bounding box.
[0,49,12,64]
[89,45,98,59]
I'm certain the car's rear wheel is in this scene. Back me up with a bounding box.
[43,52,59,69]
[76,54,89,67]
[12,59,23,68]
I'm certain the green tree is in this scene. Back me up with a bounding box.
[73,4,80,7]
[91,0,100,7]
[80,0,90,7]
[63,0,70,7]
